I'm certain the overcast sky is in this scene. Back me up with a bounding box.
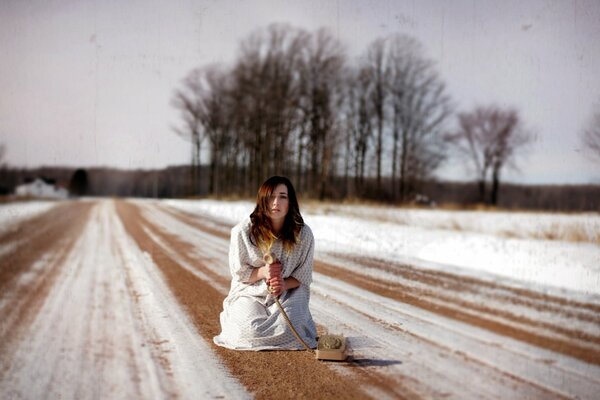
[1,0,599,184]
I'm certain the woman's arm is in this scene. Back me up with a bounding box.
[284,277,300,290]
[288,226,315,287]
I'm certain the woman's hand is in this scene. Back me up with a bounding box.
[260,259,284,296]
[260,261,282,281]
[267,274,285,297]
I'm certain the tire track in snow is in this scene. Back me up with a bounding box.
[328,252,600,331]
[0,202,93,383]
[110,200,250,399]
[0,201,91,293]
[315,255,600,365]
[0,201,249,399]
[312,273,600,399]
[135,201,231,287]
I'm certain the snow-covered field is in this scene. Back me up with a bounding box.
[1,198,599,399]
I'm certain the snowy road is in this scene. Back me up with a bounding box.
[1,199,599,399]
[0,201,248,399]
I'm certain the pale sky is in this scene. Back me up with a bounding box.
[1,0,599,184]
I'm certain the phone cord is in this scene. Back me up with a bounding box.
[268,285,314,353]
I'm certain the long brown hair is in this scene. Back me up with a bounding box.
[250,176,304,254]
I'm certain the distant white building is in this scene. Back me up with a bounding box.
[15,178,69,199]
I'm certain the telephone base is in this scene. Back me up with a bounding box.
[315,335,347,361]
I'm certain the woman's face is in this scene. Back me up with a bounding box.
[268,184,289,222]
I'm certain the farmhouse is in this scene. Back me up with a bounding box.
[15,177,68,199]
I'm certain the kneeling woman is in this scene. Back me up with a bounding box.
[213,176,317,350]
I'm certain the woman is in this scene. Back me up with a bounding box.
[213,176,317,350]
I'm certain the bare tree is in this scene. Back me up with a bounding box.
[387,34,452,201]
[298,28,346,199]
[581,109,600,162]
[339,68,360,197]
[361,38,389,194]
[171,68,208,195]
[345,66,373,196]
[447,105,532,205]
[198,66,235,195]
[231,24,307,192]
[0,144,6,193]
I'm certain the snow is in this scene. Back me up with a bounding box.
[307,204,600,244]
[163,199,600,299]
[0,201,57,234]
[162,199,253,225]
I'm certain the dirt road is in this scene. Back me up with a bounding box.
[1,199,599,399]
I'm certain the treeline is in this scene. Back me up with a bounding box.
[172,24,454,201]
[0,165,598,211]
[172,24,538,205]
[0,166,201,198]
[419,180,600,211]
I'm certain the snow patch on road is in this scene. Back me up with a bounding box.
[0,201,57,234]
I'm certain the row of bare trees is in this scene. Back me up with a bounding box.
[172,24,532,204]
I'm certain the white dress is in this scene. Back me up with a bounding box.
[213,217,318,350]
